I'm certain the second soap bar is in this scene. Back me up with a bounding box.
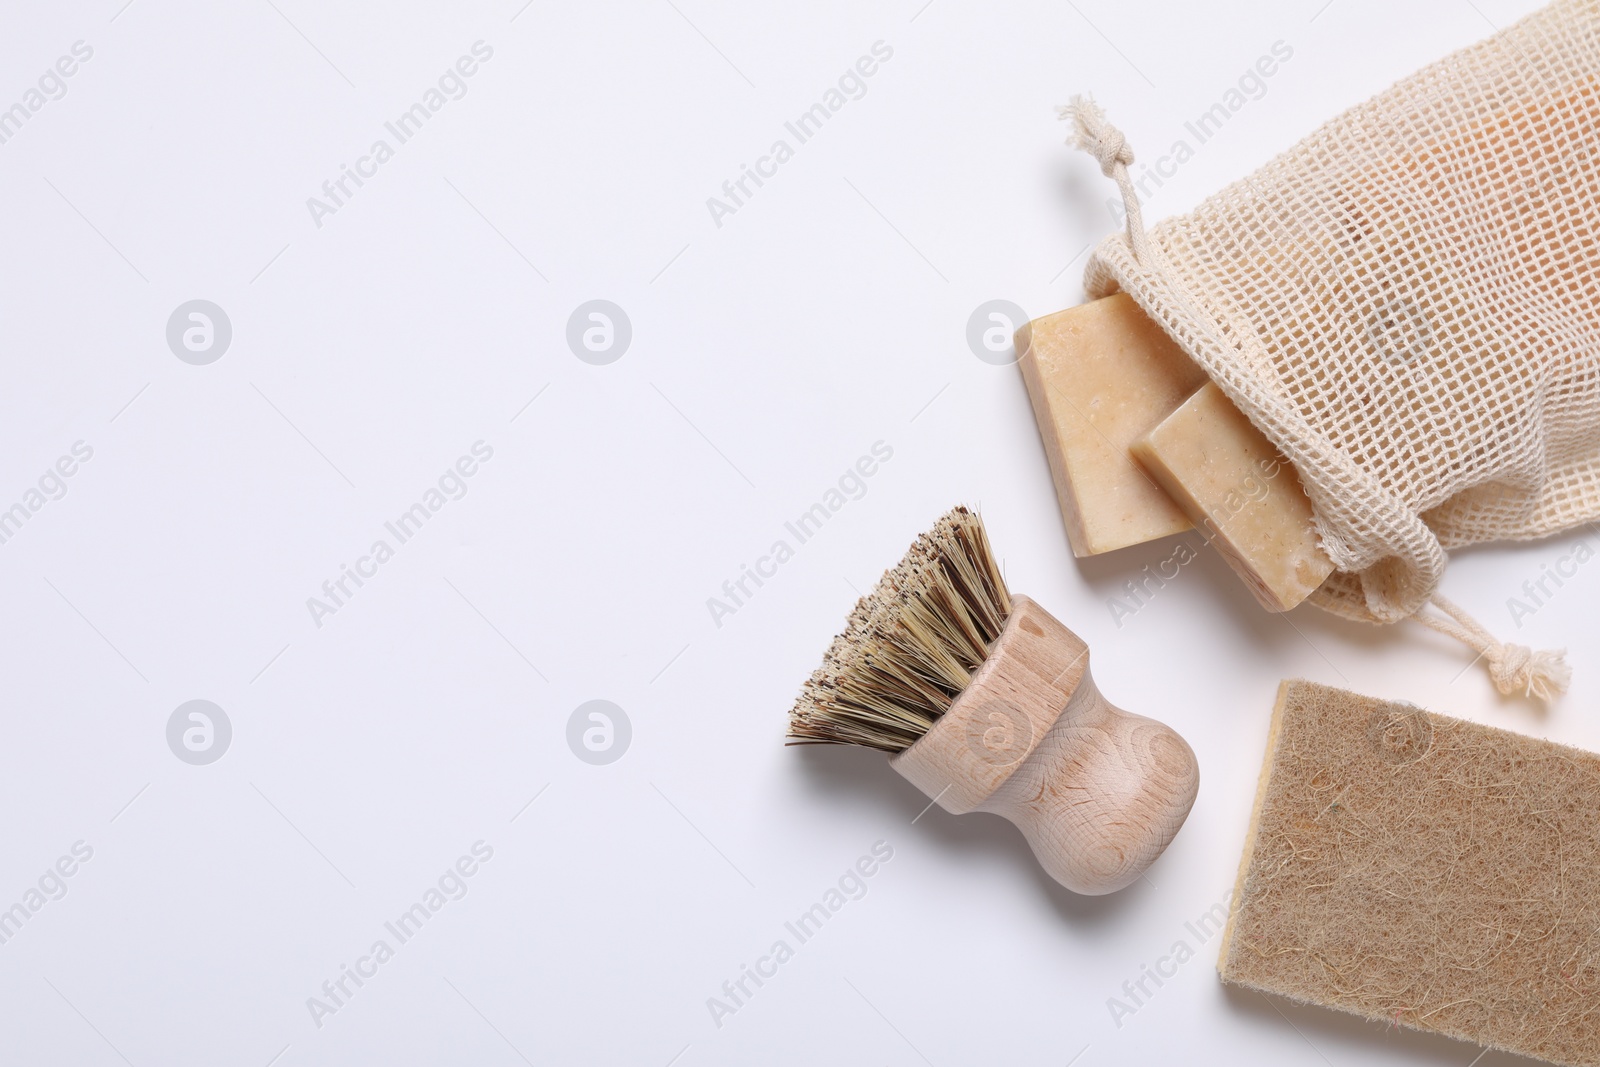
[1131,382,1334,611]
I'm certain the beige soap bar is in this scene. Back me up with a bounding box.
[1131,383,1333,612]
[1018,295,1208,557]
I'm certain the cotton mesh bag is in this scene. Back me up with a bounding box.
[1065,0,1600,701]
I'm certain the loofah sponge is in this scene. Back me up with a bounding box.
[1220,679,1600,1066]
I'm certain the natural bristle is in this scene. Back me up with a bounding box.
[787,506,1011,752]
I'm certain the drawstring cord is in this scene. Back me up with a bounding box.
[1412,594,1570,703]
[1060,95,1571,705]
[1059,95,1154,265]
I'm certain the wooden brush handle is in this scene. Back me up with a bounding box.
[889,595,1198,894]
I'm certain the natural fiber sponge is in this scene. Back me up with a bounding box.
[1220,679,1600,1066]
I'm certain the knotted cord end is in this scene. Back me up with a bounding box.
[1059,95,1134,177]
[1057,94,1151,264]
[1412,594,1571,704]
[1487,642,1571,703]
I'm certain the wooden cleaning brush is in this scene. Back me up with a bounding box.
[788,506,1199,894]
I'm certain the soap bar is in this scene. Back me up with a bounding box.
[1131,382,1333,611]
[1017,295,1208,557]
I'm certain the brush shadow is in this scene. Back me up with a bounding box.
[1219,983,1546,1066]
[790,744,1148,925]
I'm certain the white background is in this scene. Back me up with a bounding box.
[0,1,1585,1064]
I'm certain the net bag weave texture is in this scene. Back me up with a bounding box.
[1072,0,1599,698]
